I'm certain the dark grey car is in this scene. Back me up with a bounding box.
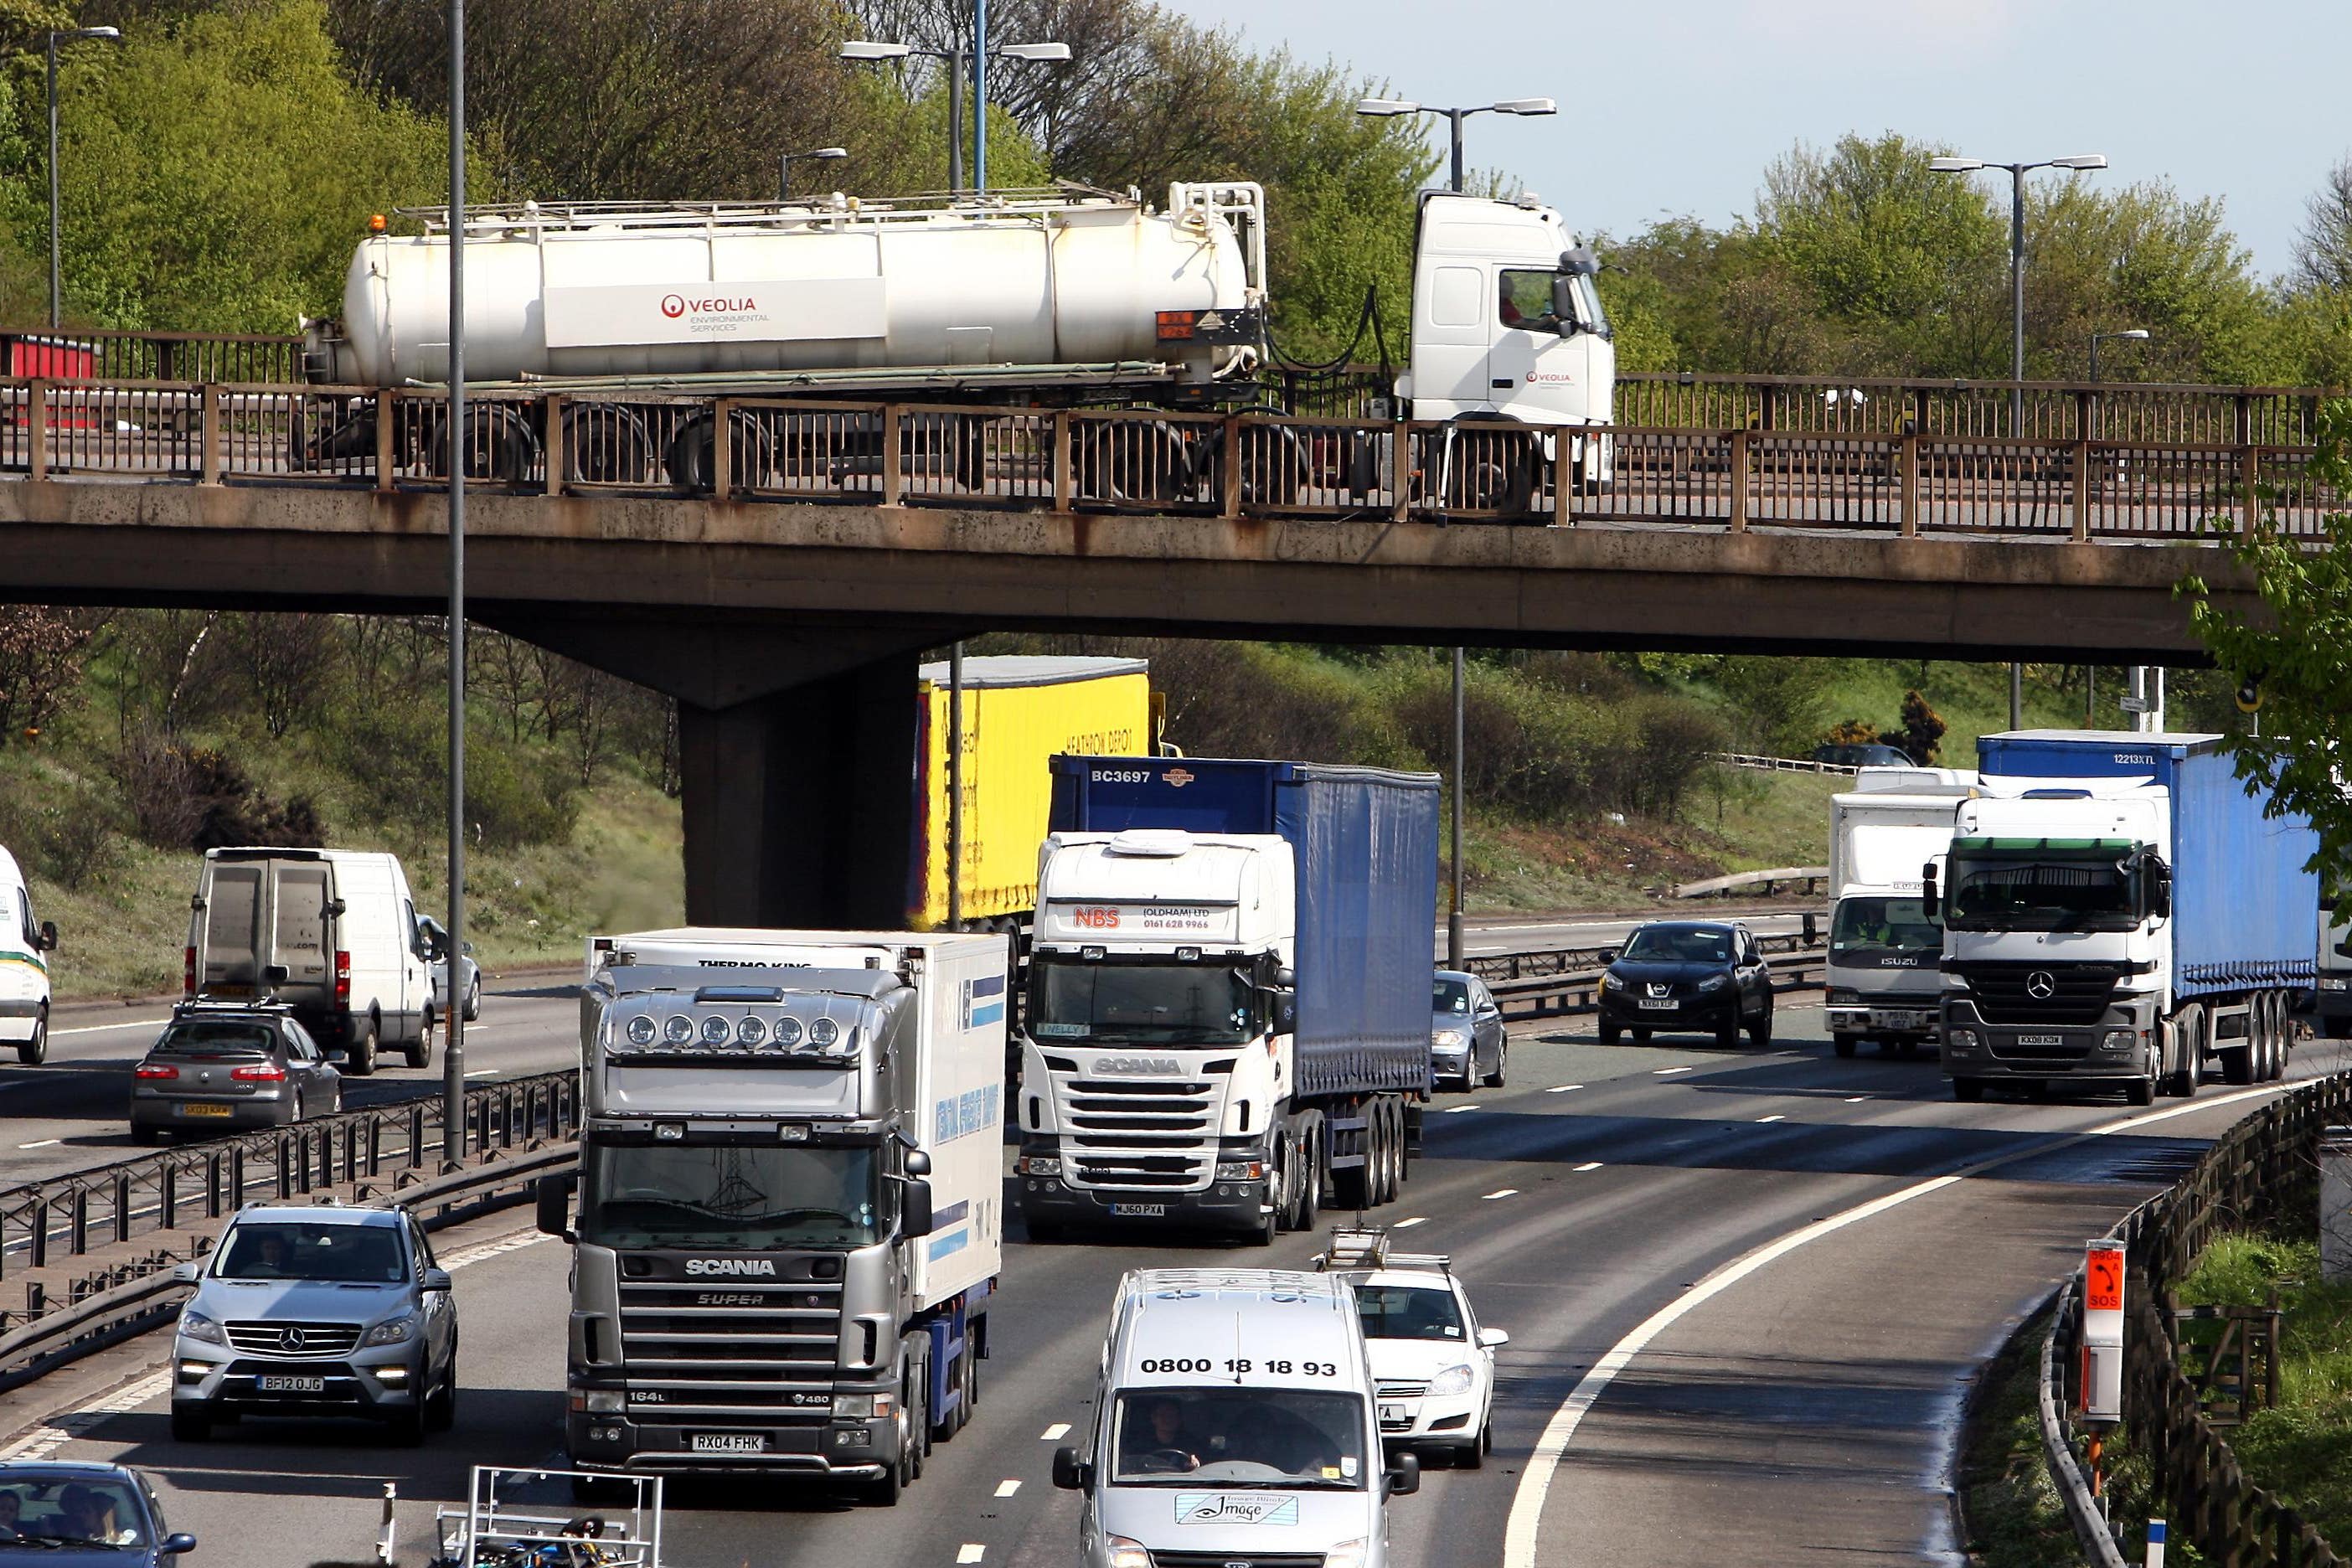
[130,1002,342,1144]
[0,1460,196,1562]
[1596,921,1775,1049]
[1432,970,1507,1090]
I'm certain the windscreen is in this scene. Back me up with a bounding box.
[1356,1284,1466,1343]
[1945,843,2140,933]
[154,1021,275,1055]
[1111,1387,1368,1488]
[1432,978,1470,1015]
[580,1143,881,1250]
[1,1479,147,1547]
[1621,927,1731,963]
[1030,960,1256,1045]
[216,1221,407,1283]
[1829,898,1942,957]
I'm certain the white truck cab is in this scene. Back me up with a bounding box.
[1055,1268,1416,1568]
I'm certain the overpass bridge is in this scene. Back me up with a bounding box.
[0,361,2329,926]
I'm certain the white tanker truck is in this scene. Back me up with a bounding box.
[302,182,1614,506]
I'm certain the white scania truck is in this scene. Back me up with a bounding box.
[540,927,1003,1504]
[302,184,1613,505]
[1823,773,1978,1059]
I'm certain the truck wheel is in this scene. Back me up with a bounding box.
[2128,1064,2157,1106]
[18,1003,46,1065]
[1375,1101,1400,1204]
[1332,1117,1372,1211]
[408,1008,435,1071]
[1834,1035,1857,1059]
[2164,1009,2205,1096]
[1952,1078,1986,1103]
[1299,1121,1323,1227]
[345,1014,378,1076]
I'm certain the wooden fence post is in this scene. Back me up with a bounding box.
[2072,439,2092,543]
[1900,431,1920,538]
[1221,416,1244,519]
[881,405,903,505]
[1050,411,1071,513]
[374,390,398,493]
[711,399,732,502]
[542,393,565,497]
[1727,427,1749,532]
[199,383,222,485]
[2241,445,2262,541]
[1390,420,1411,522]
[28,379,48,482]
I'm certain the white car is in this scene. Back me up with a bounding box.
[416,916,481,1023]
[1354,1266,1508,1467]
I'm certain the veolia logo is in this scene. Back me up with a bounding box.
[684,1258,776,1277]
[662,293,758,317]
[661,294,687,319]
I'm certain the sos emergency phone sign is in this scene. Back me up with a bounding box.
[2080,1239,2126,1425]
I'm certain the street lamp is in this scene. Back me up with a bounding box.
[841,37,1068,193]
[1931,151,2106,731]
[779,146,847,202]
[1354,96,1557,195]
[1355,91,1556,967]
[44,25,122,332]
[2089,327,2149,385]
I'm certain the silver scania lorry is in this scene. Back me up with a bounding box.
[538,927,1006,1504]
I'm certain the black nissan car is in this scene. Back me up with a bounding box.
[1596,921,1775,1048]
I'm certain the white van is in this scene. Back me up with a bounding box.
[1055,1269,1416,1568]
[186,848,434,1075]
[0,845,57,1065]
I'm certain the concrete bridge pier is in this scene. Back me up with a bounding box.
[485,616,959,929]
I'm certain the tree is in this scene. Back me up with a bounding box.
[2183,396,2352,895]
[2294,152,2352,297]
[0,607,103,740]
[1879,690,1946,766]
[0,0,450,331]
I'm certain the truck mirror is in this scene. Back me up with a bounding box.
[1051,1444,1093,1492]
[1559,244,1600,276]
[1551,276,1579,327]
[1920,866,1939,913]
[262,963,290,988]
[37,920,56,952]
[1384,1452,1420,1498]
[1272,966,1297,989]
[905,1148,933,1178]
[1273,995,1299,1035]
[2149,863,2173,920]
[901,1178,935,1238]
[326,899,348,917]
[535,1173,575,1241]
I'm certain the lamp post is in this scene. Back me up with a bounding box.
[2089,327,2148,388]
[779,146,847,202]
[441,0,469,1163]
[1930,151,2107,730]
[44,26,122,332]
[1354,92,1556,968]
[842,38,1067,193]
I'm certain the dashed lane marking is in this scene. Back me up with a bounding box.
[1481,1189,1519,1200]
[1571,1162,1603,1173]
[1394,1217,1427,1229]
[958,1546,986,1564]
[1545,1084,1583,1094]
[1755,1115,1785,1124]
[1040,1423,1070,1441]
[1444,1105,1478,1115]
[1845,1096,1867,1103]
[994,1479,1021,1498]
[17,1139,60,1149]
[1653,1066,1694,1075]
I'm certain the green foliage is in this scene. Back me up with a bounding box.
[0,0,449,331]
[1880,689,1947,765]
[2183,396,2352,897]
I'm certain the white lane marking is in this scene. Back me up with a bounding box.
[1499,1081,2289,1568]
[52,1018,172,1038]
[0,1229,549,1461]
[1653,1066,1693,1075]
[17,1139,61,1149]
[994,1479,1021,1498]
[1481,1189,1519,1200]
[1040,1423,1070,1441]
[1754,1115,1784,1124]
[1444,1105,1478,1115]
[1394,1217,1427,1229]
[1545,1084,1583,1094]
[1571,1162,1603,1173]
[958,1546,986,1564]
[1845,1096,1867,1103]
[465,1069,498,1078]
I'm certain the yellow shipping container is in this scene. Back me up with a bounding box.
[910,656,1153,927]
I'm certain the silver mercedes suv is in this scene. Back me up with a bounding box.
[169,1201,458,1444]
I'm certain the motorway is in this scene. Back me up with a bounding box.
[5,996,2335,1568]
[0,912,1807,1187]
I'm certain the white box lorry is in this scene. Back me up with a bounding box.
[1823,783,1976,1058]
[544,927,1004,1504]
[0,843,57,1065]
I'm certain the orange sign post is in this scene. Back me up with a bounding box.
[2080,1239,2125,1426]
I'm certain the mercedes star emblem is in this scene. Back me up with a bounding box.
[281,1326,307,1352]
[2025,971,2057,1000]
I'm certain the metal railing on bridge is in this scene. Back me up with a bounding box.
[0,374,2340,544]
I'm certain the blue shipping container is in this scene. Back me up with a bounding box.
[1977,731,2318,997]
[1049,756,1442,1099]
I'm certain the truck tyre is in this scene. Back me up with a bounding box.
[2166,1009,2205,1096]
[1332,1112,1372,1211]
[1377,1101,1401,1204]
[1299,1120,1323,1227]
[1834,1034,1858,1059]
[2128,1070,2156,1107]
[1952,1078,1986,1103]
[408,1008,435,1071]
[2219,1003,2254,1086]
[1598,1019,1622,1045]
[18,1003,46,1065]
[345,1013,378,1076]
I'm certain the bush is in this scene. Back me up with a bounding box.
[322,704,578,848]
[113,732,328,850]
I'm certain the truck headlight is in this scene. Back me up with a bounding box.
[1018,1155,1060,1177]
[1325,1540,1369,1568]
[178,1309,224,1345]
[2102,1030,2138,1053]
[1215,1160,1265,1181]
[1828,989,1863,1007]
[1106,1536,1153,1568]
[1428,1363,1474,1397]
[363,1314,416,1347]
[1949,1029,1980,1052]
[834,1393,896,1417]
[583,1390,624,1414]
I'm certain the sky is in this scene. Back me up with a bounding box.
[1163,0,2352,281]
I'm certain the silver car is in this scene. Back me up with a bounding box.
[169,1202,458,1445]
[1431,971,1507,1090]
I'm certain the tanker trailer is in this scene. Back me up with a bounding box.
[302,182,1617,508]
